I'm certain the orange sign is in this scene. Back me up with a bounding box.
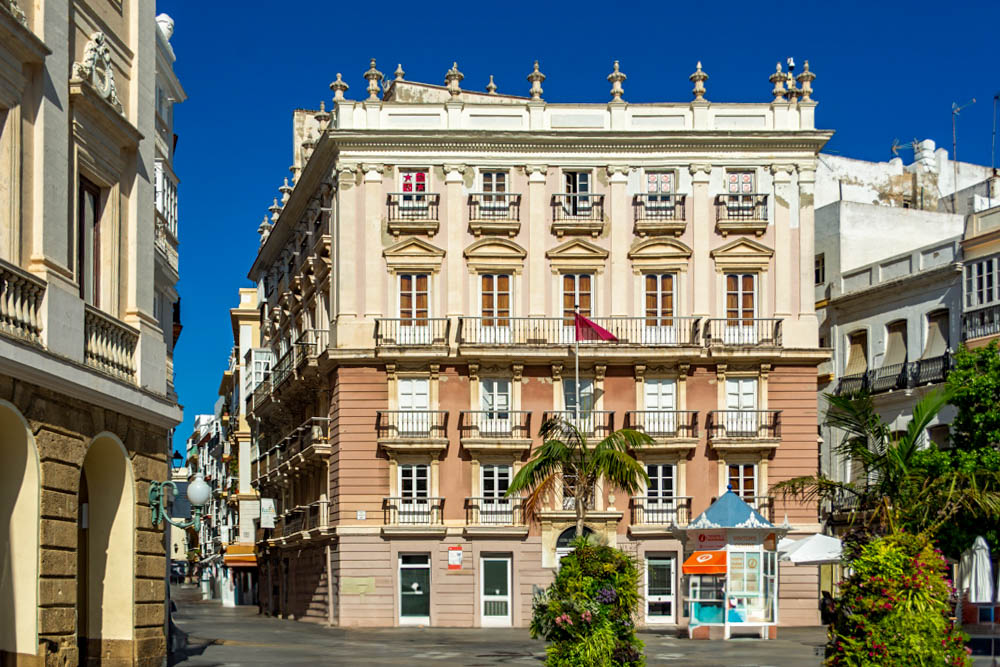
[682,550,727,574]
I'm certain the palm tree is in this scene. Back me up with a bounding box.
[773,388,1000,536]
[506,416,651,538]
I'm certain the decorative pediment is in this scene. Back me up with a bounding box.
[628,238,692,273]
[546,239,609,273]
[464,238,527,273]
[710,238,773,271]
[383,237,446,272]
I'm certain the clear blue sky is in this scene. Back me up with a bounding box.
[164,0,1000,455]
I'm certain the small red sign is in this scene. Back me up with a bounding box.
[448,545,463,570]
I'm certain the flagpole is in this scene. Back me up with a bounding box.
[574,303,580,426]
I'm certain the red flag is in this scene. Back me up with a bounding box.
[574,313,617,342]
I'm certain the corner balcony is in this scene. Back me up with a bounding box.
[468,193,521,237]
[715,193,769,236]
[294,328,329,371]
[703,318,782,348]
[374,318,450,349]
[386,193,440,237]
[286,417,332,465]
[456,316,701,349]
[459,410,533,455]
[382,496,446,537]
[633,194,687,237]
[551,193,605,237]
[629,496,692,537]
[84,305,139,383]
[963,303,1000,342]
[625,410,699,452]
[376,410,449,455]
[542,410,614,439]
[706,410,781,453]
[464,496,528,537]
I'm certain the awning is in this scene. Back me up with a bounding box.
[682,550,727,575]
[223,554,258,568]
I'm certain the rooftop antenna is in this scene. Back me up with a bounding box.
[890,138,918,159]
[991,93,999,208]
[952,98,976,212]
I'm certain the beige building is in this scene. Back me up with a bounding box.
[0,1,183,665]
[247,59,828,631]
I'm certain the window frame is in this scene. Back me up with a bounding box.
[77,176,103,307]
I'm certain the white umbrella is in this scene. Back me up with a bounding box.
[778,534,842,565]
[959,536,994,605]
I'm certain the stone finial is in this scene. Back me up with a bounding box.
[444,62,464,97]
[527,60,545,100]
[486,75,497,95]
[363,58,383,101]
[6,0,27,26]
[689,61,708,102]
[314,101,330,126]
[269,198,281,222]
[279,177,293,204]
[394,63,405,82]
[607,60,626,102]
[769,63,787,101]
[330,73,349,102]
[258,216,272,246]
[797,60,815,102]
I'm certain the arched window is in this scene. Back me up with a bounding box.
[556,526,593,549]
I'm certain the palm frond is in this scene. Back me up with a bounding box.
[590,447,649,496]
[892,388,952,472]
[519,471,560,522]
[770,475,861,504]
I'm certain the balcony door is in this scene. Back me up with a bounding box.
[724,378,758,437]
[481,556,512,627]
[644,273,677,344]
[646,555,677,624]
[725,273,757,344]
[643,379,677,436]
[480,379,511,436]
[399,169,429,212]
[563,378,594,434]
[725,171,756,215]
[481,171,508,217]
[728,463,758,504]
[398,378,430,435]
[480,464,512,525]
[562,273,593,343]
[480,274,511,343]
[398,273,430,344]
[645,463,676,524]
[399,554,431,624]
[563,171,591,216]
[398,464,430,525]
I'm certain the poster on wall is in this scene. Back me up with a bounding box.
[260,498,276,529]
[448,546,463,570]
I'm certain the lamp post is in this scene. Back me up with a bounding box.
[149,473,211,531]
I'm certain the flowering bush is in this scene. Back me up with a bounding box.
[529,536,644,666]
[826,532,970,666]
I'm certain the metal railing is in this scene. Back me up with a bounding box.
[83,305,139,382]
[0,258,45,345]
[287,416,331,458]
[468,193,521,221]
[459,410,531,440]
[383,496,444,525]
[962,303,1000,341]
[704,318,782,346]
[868,362,908,394]
[465,496,524,526]
[271,349,293,389]
[911,353,950,386]
[716,193,768,222]
[707,410,781,440]
[633,194,686,221]
[387,193,440,221]
[294,328,329,367]
[376,410,448,439]
[252,376,271,411]
[631,496,692,525]
[625,410,698,439]
[374,317,450,346]
[457,316,701,346]
[542,410,614,439]
[835,353,953,395]
[552,193,605,222]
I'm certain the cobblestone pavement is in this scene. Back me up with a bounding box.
[168,584,830,666]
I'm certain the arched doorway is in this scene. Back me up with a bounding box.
[78,434,134,661]
[555,526,594,565]
[0,400,39,659]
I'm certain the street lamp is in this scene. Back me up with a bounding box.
[149,473,211,531]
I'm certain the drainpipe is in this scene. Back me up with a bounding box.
[326,542,334,626]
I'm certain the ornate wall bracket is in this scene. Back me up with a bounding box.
[71,31,123,114]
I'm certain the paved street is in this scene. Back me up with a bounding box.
[169,585,828,666]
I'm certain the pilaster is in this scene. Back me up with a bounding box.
[689,164,712,317]
[771,164,794,317]
[526,165,548,317]
[362,163,384,319]
[444,164,465,318]
[791,166,819,347]
[607,166,630,316]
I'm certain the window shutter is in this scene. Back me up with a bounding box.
[921,312,949,359]
[882,322,907,367]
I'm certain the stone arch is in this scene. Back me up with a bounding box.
[79,432,135,655]
[0,399,39,658]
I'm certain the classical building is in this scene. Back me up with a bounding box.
[960,187,1000,348]
[246,58,829,631]
[0,2,183,665]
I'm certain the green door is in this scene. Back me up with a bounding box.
[399,554,430,623]
[481,557,511,627]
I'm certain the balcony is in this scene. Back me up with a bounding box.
[715,194,769,236]
[294,328,329,370]
[625,410,699,451]
[382,496,446,536]
[374,318,450,348]
[459,410,533,454]
[542,410,614,439]
[707,410,781,451]
[386,193,440,236]
[464,496,528,537]
[834,353,952,396]
[551,193,605,237]
[376,410,449,455]
[457,316,701,348]
[468,193,521,237]
[271,349,293,390]
[629,496,693,536]
[287,416,332,461]
[83,305,139,383]
[703,318,782,348]
[0,258,45,346]
[962,303,1000,342]
[251,376,271,412]
[633,194,687,237]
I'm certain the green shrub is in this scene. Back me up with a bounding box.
[529,536,644,667]
[826,532,970,666]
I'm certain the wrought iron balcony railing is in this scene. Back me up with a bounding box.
[294,328,329,368]
[386,192,440,221]
[834,354,953,396]
[457,316,701,347]
[630,496,692,525]
[707,410,781,440]
[468,193,521,221]
[542,410,614,439]
[383,496,444,525]
[963,303,1000,341]
[625,410,698,439]
[704,318,782,347]
[376,410,448,440]
[465,496,524,526]
[633,194,686,221]
[715,193,768,222]
[459,410,532,440]
[374,317,450,347]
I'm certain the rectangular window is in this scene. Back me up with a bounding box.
[644,379,677,411]
[815,254,825,285]
[727,171,755,194]
[645,274,675,326]
[481,464,511,499]
[399,464,429,499]
[646,463,676,500]
[399,169,429,206]
[78,177,102,306]
[562,273,593,323]
[480,379,511,418]
[725,273,757,322]
[564,171,591,216]
[399,274,429,323]
[563,378,594,413]
[966,258,997,308]
[725,378,758,411]
[398,378,430,412]
[481,274,511,326]
[646,171,675,208]
[481,170,507,204]
[728,464,757,500]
